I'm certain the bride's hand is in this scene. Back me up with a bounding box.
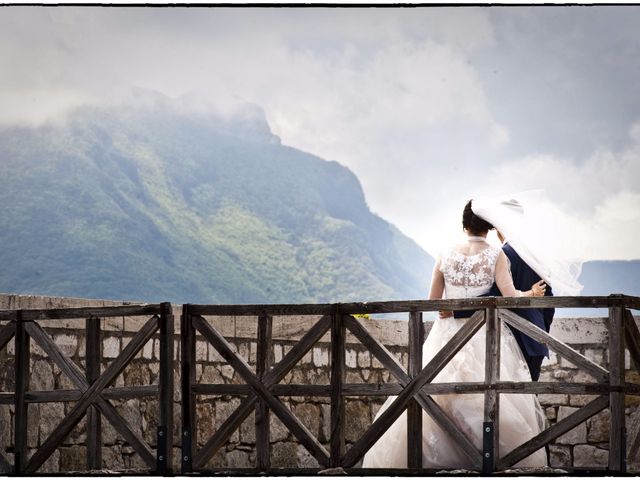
[531,280,547,297]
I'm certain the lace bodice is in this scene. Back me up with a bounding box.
[439,245,500,298]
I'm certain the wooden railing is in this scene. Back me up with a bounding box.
[181,294,640,474]
[0,303,174,474]
[1,294,639,474]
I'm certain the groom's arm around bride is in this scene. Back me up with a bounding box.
[489,237,554,382]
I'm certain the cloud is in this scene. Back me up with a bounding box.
[1,7,639,261]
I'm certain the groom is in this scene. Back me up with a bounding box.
[488,230,554,382]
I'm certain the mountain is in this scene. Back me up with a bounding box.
[0,92,434,304]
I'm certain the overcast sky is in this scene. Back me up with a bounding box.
[2,6,639,261]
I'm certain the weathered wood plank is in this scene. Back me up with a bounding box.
[0,321,15,351]
[0,311,18,321]
[330,311,345,467]
[13,313,28,473]
[609,305,626,472]
[256,313,272,471]
[181,305,196,473]
[158,302,174,473]
[185,296,623,317]
[86,316,102,471]
[0,393,13,404]
[483,307,499,473]
[193,315,331,467]
[342,311,485,468]
[193,315,331,469]
[500,309,609,382]
[16,304,161,321]
[23,385,159,403]
[344,314,483,467]
[24,315,159,472]
[407,310,423,469]
[624,309,640,372]
[497,395,608,469]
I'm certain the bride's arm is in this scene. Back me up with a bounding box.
[428,258,453,318]
[428,258,445,300]
[495,251,536,297]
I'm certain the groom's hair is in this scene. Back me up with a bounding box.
[463,200,494,235]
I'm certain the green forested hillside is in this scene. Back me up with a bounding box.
[0,93,434,304]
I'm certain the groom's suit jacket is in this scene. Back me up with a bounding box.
[487,243,554,359]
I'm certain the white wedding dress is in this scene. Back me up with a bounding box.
[362,238,547,469]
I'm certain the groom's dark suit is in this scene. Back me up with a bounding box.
[487,243,554,381]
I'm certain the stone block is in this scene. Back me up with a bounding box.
[249,342,257,364]
[345,400,371,443]
[36,448,59,473]
[273,344,283,364]
[117,399,143,436]
[142,339,153,359]
[226,449,251,467]
[269,415,290,442]
[196,402,215,445]
[569,395,598,407]
[587,409,610,443]
[31,359,55,391]
[346,370,363,383]
[573,444,608,468]
[313,347,329,367]
[345,349,357,368]
[545,406,557,421]
[200,365,223,384]
[25,403,40,448]
[59,445,87,472]
[208,342,222,362]
[297,444,321,468]
[239,413,256,444]
[195,340,208,361]
[0,404,11,448]
[319,403,331,443]
[292,403,321,437]
[39,402,65,442]
[54,334,78,358]
[103,336,120,359]
[549,318,608,345]
[549,445,571,469]
[357,350,371,368]
[215,398,240,442]
[301,350,313,365]
[124,362,151,386]
[102,445,125,470]
[556,406,587,444]
[220,365,235,381]
[583,348,604,365]
[538,394,568,406]
[271,442,298,467]
[541,351,558,367]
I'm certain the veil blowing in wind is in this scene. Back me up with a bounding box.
[471,190,583,297]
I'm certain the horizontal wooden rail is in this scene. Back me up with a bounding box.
[185,295,637,316]
[0,303,161,321]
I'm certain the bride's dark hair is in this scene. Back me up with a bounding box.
[463,200,494,235]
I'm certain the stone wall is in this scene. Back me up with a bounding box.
[0,293,638,473]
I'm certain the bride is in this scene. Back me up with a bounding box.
[362,199,548,469]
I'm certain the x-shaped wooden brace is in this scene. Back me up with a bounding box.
[341,311,486,468]
[0,321,16,472]
[191,314,332,469]
[23,315,159,473]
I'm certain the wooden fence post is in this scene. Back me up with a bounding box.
[255,312,272,472]
[86,316,102,471]
[330,306,345,467]
[14,311,29,474]
[407,310,424,468]
[483,306,500,474]
[180,304,196,473]
[609,301,626,472]
[158,302,174,474]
